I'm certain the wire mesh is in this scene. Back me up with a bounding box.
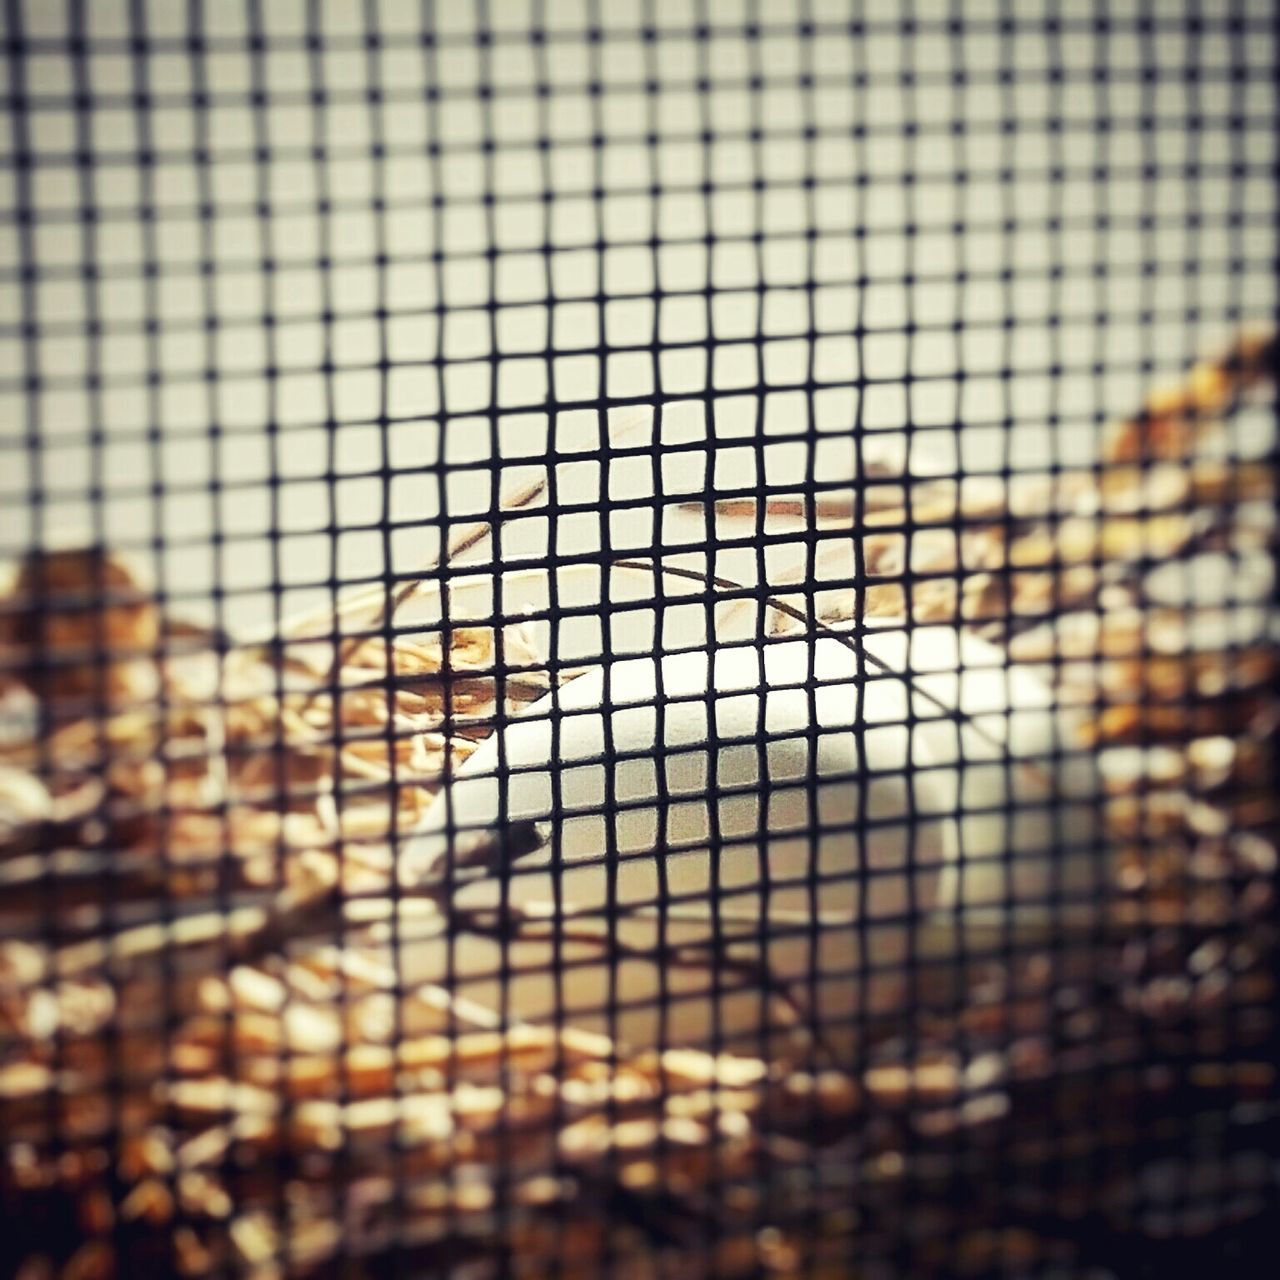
[1,1,1278,1277]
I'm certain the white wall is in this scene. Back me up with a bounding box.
[1,0,1275,634]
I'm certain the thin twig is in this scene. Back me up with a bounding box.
[448,899,833,1059]
[284,409,658,677]
[294,476,550,715]
[611,557,1013,759]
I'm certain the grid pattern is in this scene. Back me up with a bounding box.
[1,1,1278,1277]
[3,0,1276,630]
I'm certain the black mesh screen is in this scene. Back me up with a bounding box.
[1,2,1278,1277]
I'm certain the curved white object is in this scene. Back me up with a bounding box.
[402,626,1100,1058]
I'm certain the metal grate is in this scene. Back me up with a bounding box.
[1,2,1277,1277]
